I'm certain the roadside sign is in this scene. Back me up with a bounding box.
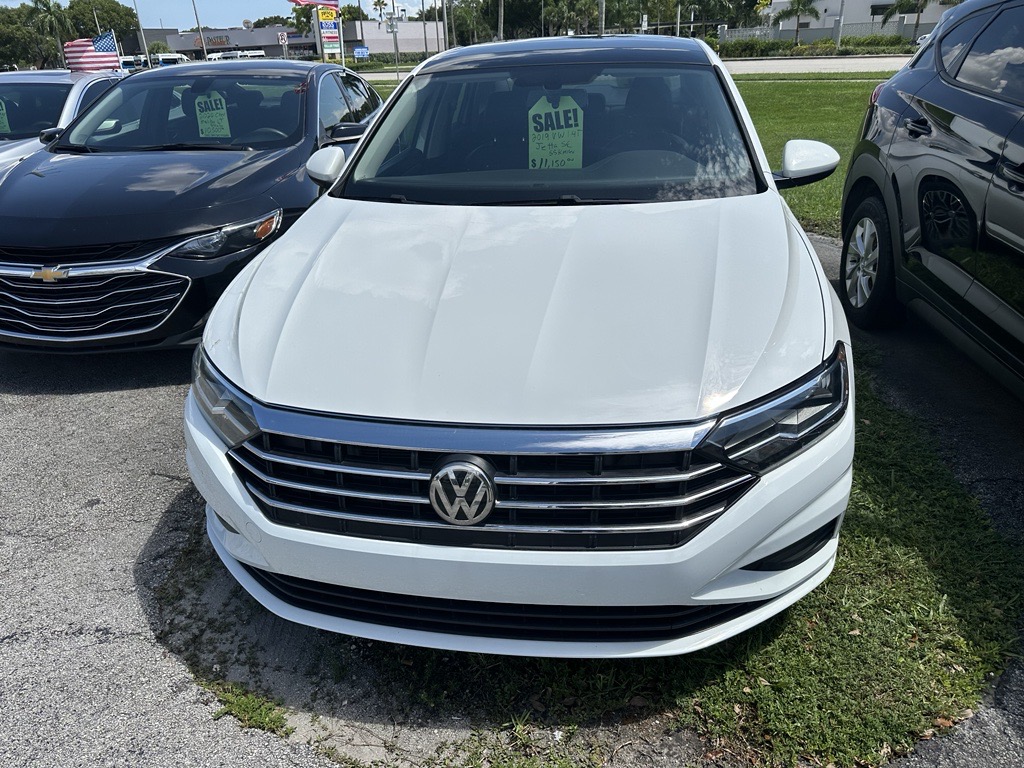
[641,14,648,31]
[354,46,369,59]
[277,31,288,45]
[318,7,337,21]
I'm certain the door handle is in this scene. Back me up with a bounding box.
[903,116,932,137]
[998,159,1024,187]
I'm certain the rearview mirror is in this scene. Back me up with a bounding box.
[306,146,350,187]
[773,140,840,189]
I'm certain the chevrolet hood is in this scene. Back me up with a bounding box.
[0,147,301,246]
[205,192,830,425]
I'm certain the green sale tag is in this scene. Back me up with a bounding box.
[0,100,10,134]
[195,90,231,138]
[528,95,584,170]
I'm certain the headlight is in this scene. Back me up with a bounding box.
[165,210,282,260]
[192,347,259,448]
[699,343,850,474]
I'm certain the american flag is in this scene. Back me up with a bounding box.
[64,31,120,72]
[290,0,340,7]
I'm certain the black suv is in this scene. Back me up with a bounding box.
[841,0,1024,391]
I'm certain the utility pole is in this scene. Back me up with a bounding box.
[599,0,605,35]
[191,0,209,60]
[836,0,847,48]
[130,0,151,67]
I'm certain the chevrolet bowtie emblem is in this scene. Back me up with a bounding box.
[30,267,70,282]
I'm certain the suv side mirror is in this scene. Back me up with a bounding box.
[39,127,62,144]
[328,123,367,142]
[773,140,840,189]
[306,145,350,187]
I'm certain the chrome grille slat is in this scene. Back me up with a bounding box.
[494,462,723,486]
[0,269,189,340]
[0,279,182,305]
[245,483,729,535]
[2,292,182,320]
[493,474,752,511]
[239,442,432,482]
[229,428,759,552]
[233,452,430,505]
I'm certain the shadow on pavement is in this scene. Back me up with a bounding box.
[0,348,193,396]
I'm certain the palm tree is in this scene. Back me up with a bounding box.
[373,0,387,20]
[881,0,931,43]
[27,0,74,67]
[773,0,820,44]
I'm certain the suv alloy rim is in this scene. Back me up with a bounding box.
[846,216,879,308]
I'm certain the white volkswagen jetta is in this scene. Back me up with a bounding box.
[185,36,854,658]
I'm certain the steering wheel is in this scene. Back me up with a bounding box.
[235,127,289,144]
[601,130,694,157]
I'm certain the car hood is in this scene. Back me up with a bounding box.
[0,146,302,246]
[205,192,830,425]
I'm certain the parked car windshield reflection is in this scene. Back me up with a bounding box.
[60,72,308,152]
[0,83,72,141]
[339,63,761,205]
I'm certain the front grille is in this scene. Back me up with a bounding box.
[229,431,757,551]
[244,564,768,642]
[0,270,190,339]
[0,241,169,266]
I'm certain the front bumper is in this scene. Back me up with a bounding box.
[185,385,854,658]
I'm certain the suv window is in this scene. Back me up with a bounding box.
[954,7,1024,102]
[341,73,378,122]
[940,12,993,73]
[319,73,353,129]
[80,79,115,113]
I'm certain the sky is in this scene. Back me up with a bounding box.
[0,0,416,31]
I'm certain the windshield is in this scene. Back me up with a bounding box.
[0,83,72,141]
[59,72,308,152]
[338,63,760,205]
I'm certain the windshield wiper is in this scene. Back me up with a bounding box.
[133,143,252,152]
[57,143,98,154]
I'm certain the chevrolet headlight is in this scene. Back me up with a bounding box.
[165,210,282,260]
[700,344,850,474]
[192,347,259,448]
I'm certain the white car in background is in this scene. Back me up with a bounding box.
[186,36,855,658]
[0,69,121,167]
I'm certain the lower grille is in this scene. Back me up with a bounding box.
[229,430,757,551]
[244,564,768,642]
[0,270,189,339]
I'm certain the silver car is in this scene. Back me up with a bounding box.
[0,70,122,165]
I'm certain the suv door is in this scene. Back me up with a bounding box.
[959,4,1024,375]
[886,7,1006,313]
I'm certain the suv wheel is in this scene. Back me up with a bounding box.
[840,196,902,328]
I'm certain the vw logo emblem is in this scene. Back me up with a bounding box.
[429,460,495,526]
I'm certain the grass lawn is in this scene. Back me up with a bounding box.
[737,75,891,237]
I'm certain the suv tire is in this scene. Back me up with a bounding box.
[840,196,902,329]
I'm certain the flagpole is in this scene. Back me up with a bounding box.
[130,0,151,68]
[191,0,209,60]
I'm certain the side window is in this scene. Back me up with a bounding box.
[940,13,993,73]
[79,80,114,114]
[956,7,1024,102]
[341,73,379,121]
[319,73,353,129]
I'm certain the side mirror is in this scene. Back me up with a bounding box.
[328,123,367,142]
[306,145,350,187]
[773,140,840,189]
[39,127,62,144]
